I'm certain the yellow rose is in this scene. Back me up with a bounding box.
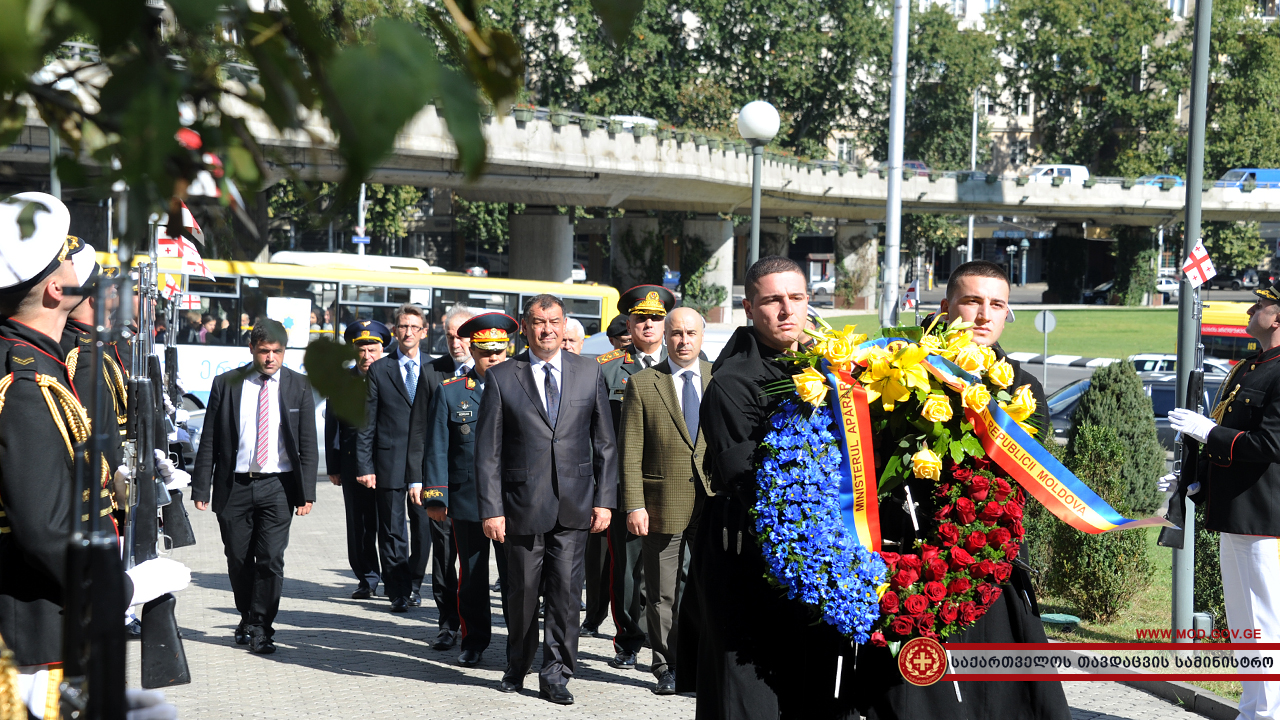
[987,359,1015,388]
[940,330,973,360]
[954,343,985,373]
[920,393,954,423]
[962,383,992,412]
[919,335,943,354]
[912,446,943,481]
[978,345,997,370]
[823,336,858,367]
[793,366,829,407]
[1000,383,1038,423]
[853,344,890,367]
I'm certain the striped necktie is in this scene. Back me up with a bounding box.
[254,374,270,468]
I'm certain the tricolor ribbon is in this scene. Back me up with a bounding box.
[822,361,882,551]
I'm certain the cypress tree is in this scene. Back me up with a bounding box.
[1067,361,1165,514]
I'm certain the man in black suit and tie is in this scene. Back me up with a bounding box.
[357,304,457,639]
[476,294,617,706]
[193,319,318,654]
[325,320,390,599]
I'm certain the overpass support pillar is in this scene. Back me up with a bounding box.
[682,215,735,324]
[509,207,573,283]
[609,216,660,289]
[835,223,880,311]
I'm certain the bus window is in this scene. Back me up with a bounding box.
[429,289,521,356]
[174,274,241,345]
[241,278,339,346]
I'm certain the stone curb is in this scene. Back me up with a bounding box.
[1006,352,1120,367]
[1048,644,1238,720]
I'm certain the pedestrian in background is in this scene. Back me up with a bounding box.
[563,317,585,355]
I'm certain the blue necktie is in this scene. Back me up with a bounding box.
[544,364,559,427]
[405,360,418,403]
[682,370,700,443]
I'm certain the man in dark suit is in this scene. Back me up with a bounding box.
[193,319,318,654]
[358,303,456,637]
[325,320,390,599]
[476,294,617,706]
[415,312,515,668]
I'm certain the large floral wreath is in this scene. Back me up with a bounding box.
[754,317,1040,649]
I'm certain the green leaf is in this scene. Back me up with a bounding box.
[948,439,966,464]
[960,434,985,458]
[995,390,1012,402]
[168,0,221,29]
[303,338,366,427]
[880,452,905,493]
[590,0,645,46]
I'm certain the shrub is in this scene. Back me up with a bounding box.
[1048,424,1154,622]
[1068,361,1165,514]
[1023,441,1064,597]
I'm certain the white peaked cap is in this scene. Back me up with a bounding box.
[0,192,72,293]
[70,239,99,287]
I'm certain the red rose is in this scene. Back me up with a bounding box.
[948,547,974,571]
[934,504,953,522]
[959,601,980,623]
[880,551,901,569]
[921,544,940,563]
[926,558,948,582]
[917,612,936,632]
[987,527,1012,546]
[936,482,952,497]
[1002,502,1024,522]
[993,562,1013,583]
[954,497,977,525]
[880,590,901,615]
[967,476,991,501]
[904,594,929,615]
[993,478,1013,502]
[889,615,915,637]
[990,586,1003,603]
[899,554,922,571]
[1003,542,1019,560]
[938,602,959,625]
[871,631,888,647]
[1008,520,1026,538]
[947,577,972,595]
[978,502,1004,525]
[924,581,947,603]
[951,467,974,483]
[974,560,996,579]
[973,457,991,470]
[975,583,996,604]
[937,523,960,546]
[964,531,988,554]
[892,568,920,589]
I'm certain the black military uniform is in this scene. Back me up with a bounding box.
[1202,344,1280,534]
[597,285,673,665]
[326,320,391,598]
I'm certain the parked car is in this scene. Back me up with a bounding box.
[1155,276,1180,302]
[1214,168,1280,190]
[1127,353,1233,376]
[1135,174,1185,187]
[810,277,835,306]
[571,262,587,282]
[1048,371,1226,450]
[877,160,930,177]
[1207,268,1258,291]
[1019,164,1091,184]
[1081,280,1114,304]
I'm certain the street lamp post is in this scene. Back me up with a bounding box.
[1005,244,1018,284]
[1019,238,1030,287]
[738,101,780,269]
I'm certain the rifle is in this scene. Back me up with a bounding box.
[123,254,190,689]
[1159,368,1205,550]
[60,270,127,719]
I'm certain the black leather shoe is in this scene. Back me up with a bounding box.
[539,684,574,705]
[248,634,275,654]
[234,625,249,646]
[433,629,457,650]
[498,671,523,693]
[655,671,676,695]
[609,651,638,669]
[458,648,483,667]
[580,623,599,637]
[390,597,409,613]
[407,592,422,607]
[351,586,373,600]
[125,618,142,640]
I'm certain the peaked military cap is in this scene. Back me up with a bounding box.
[459,312,518,351]
[1255,280,1280,302]
[345,319,391,346]
[0,192,74,294]
[69,238,101,288]
[618,284,675,317]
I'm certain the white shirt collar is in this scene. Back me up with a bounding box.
[529,350,562,373]
[671,360,700,379]
[398,350,419,368]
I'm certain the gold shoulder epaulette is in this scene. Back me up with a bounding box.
[597,349,623,364]
[442,376,466,386]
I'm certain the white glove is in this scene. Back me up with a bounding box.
[175,407,190,424]
[114,464,133,485]
[163,394,175,416]
[174,374,186,394]
[154,449,176,480]
[1170,408,1217,444]
[1157,471,1202,496]
[164,469,191,491]
[126,558,191,606]
[126,689,178,720]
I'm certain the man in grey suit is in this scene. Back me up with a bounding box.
[476,294,617,706]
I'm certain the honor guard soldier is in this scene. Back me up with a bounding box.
[327,320,391,599]
[597,285,674,668]
[1170,279,1280,720]
[0,193,188,715]
[415,312,515,668]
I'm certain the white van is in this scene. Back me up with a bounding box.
[1019,164,1091,184]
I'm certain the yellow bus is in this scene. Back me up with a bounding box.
[105,251,621,399]
[1202,300,1256,364]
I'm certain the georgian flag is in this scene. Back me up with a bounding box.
[1181,239,1217,289]
[157,234,214,279]
[900,279,919,310]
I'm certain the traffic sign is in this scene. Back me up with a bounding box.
[351,235,370,245]
[1034,310,1056,334]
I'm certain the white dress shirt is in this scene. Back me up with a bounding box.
[235,371,293,473]
[398,350,421,391]
[453,357,473,377]
[672,361,702,412]
[528,350,563,413]
[634,349,662,368]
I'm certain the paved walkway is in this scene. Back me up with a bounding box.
[128,481,1203,719]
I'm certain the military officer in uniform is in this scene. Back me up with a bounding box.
[327,320,391,599]
[414,312,516,668]
[0,192,188,716]
[597,285,674,668]
[1170,279,1280,720]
